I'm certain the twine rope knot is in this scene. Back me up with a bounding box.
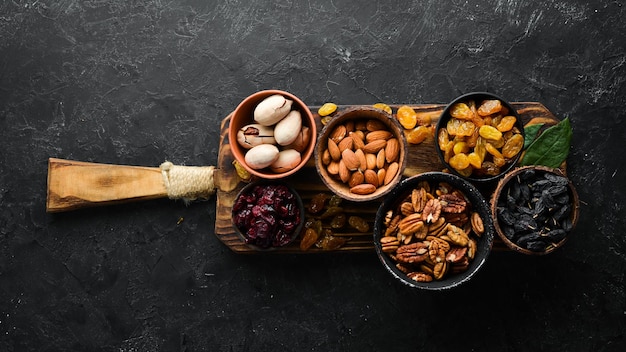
[160,161,215,201]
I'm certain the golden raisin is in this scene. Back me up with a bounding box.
[449,153,470,170]
[467,152,482,169]
[478,125,503,140]
[447,118,475,137]
[485,142,504,159]
[396,105,418,129]
[449,103,473,120]
[496,115,517,132]
[437,128,449,149]
[477,99,502,116]
[373,103,392,114]
[318,103,337,117]
[502,133,524,158]
[406,125,432,145]
[453,141,469,155]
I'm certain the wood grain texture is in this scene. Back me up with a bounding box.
[215,102,559,254]
[46,158,168,213]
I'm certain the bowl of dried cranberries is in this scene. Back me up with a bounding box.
[232,180,305,250]
[435,92,525,183]
[491,165,580,255]
[373,172,495,290]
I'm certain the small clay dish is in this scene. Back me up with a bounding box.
[491,165,580,255]
[314,106,407,202]
[231,180,305,250]
[373,172,494,290]
[435,92,525,183]
[228,90,316,179]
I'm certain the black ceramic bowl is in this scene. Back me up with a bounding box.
[231,180,305,250]
[373,172,494,290]
[435,92,525,183]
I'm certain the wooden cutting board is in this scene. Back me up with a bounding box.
[215,102,561,253]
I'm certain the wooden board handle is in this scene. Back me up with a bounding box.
[46,158,168,213]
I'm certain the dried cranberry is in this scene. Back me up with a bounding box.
[233,183,302,248]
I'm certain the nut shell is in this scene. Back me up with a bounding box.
[254,94,293,126]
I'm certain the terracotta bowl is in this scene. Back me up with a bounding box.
[373,172,494,290]
[435,92,525,183]
[491,165,580,255]
[231,180,305,250]
[314,106,407,202]
[228,90,316,179]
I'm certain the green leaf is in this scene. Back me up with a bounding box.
[523,123,544,150]
[521,118,572,168]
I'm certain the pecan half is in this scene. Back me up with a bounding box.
[470,212,484,236]
[407,272,433,282]
[398,213,425,236]
[396,242,428,264]
[411,187,428,213]
[439,193,467,213]
[422,198,442,223]
[446,246,468,263]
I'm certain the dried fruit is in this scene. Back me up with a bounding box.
[396,105,418,129]
[233,184,301,249]
[439,98,524,178]
[372,103,392,114]
[318,102,338,117]
[496,169,574,252]
[348,216,370,232]
[406,125,432,145]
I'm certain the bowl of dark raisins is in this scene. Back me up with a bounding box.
[373,172,495,290]
[491,165,580,255]
[435,92,525,183]
[231,180,305,250]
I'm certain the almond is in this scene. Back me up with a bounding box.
[339,159,350,183]
[350,183,376,195]
[355,149,367,172]
[366,153,377,170]
[366,119,386,131]
[364,169,378,187]
[377,168,386,186]
[338,135,354,152]
[348,170,364,188]
[376,149,386,169]
[344,120,355,133]
[350,131,366,150]
[322,149,331,165]
[327,160,340,175]
[385,138,400,163]
[366,130,393,143]
[384,161,399,185]
[341,149,360,171]
[363,139,387,154]
[328,138,341,161]
[330,125,346,144]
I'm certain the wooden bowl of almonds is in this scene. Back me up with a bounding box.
[314,106,408,202]
[373,172,494,290]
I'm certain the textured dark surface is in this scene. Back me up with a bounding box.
[1,0,625,351]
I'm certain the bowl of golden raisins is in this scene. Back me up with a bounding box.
[435,92,525,183]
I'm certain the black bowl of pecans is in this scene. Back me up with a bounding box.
[373,172,494,290]
[491,165,580,255]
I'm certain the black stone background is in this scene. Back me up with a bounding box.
[1,0,625,351]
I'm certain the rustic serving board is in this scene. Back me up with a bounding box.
[215,103,560,254]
